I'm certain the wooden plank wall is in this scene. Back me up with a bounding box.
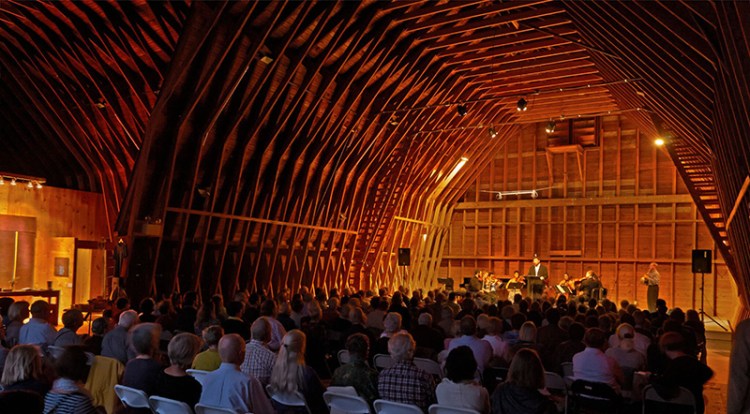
[0,184,108,313]
[440,115,738,321]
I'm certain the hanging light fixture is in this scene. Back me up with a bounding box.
[35,182,43,189]
[26,181,33,189]
[0,177,4,186]
[10,178,16,186]
[545,121,556,133]
[516,98,528,111]
[456,104,468,117]
[488,126,498,139]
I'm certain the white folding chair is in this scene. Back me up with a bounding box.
[266,384,311,414]
[186,369,211,386]
[428,404,480,414]
[47,345,65,359]
[414,357,443,378]
[324,390,371,414]
[149,395,192,414]
[337,349,351,365]
[373,399,423,414]
[373,354,394,370]
[642,384,696,414]
[545,371,568,414]
[326,385,358,396]
[194,403,238,414]
[114,384,151,410]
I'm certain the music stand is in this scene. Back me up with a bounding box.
[554,285,572,295]
[506,282,524,290]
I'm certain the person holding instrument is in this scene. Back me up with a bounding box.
[557,273,577,297]
[579,270,602,300]
[641,262,660,312]
[507,271,525,302]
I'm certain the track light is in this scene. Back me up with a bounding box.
[488,126,498,139]
[0,177,4,186]
[26,181,33,189]
[0,174,46,190]
[35,182,42,189]
[545,121,556,133]
[457,104,468,117]
[10,178,16,186]
[517,98,528,111]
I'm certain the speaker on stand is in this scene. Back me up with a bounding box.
[397,248,410,288]
[692,249,726,331]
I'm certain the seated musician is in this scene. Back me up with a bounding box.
[468,270,483,293]
[579,270,602,299]
[506,271,525,301]
[557,273,577,296]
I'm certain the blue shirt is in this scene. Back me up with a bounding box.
[199,362,274,414]
[19,317,56,347]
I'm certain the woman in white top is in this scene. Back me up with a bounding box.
[436,345,490,414]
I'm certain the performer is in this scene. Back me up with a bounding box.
[579,270,602,300]
[641,262,660,312]
[507,270,525,301]
[526,254,549,299]
[557,272,577,296]
[468,270,483,293]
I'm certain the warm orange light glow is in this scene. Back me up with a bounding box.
[654,138,665,146]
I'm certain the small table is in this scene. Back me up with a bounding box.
[0,289,61,325]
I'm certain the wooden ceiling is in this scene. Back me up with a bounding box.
[2,1,748,309]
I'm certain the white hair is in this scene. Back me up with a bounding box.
[388,332,415,362]
[119,310,138,328]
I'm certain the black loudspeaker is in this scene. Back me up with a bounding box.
[398,248,410,266]
[692,249,712,273]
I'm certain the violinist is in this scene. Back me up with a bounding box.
[558,272,577,296]
[507,270,525,301]
[579,270,602,299]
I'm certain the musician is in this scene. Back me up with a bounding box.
[579,270,602,300]
[507,270,525,301]
[558,273,577,296]
[526,254,549,299]
[467,270,483,293]
[641,262,660,312]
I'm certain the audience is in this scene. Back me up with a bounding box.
[240,317,276,385]
[221,301,250,340]
[260,300,287,352]
[655,331,713,414]
[411,312,444,358]
[43,345,98,414]
[491,348,556,414]
[448,315,493,372]
[437,345,490,414]
[0,344,49,396]
[198,333,273,413]
[377,332,436,412]
[4,301,29,347]
[605,323,646,391]
[330,333,379,404]
[122,323,163,395]
[101,309,138,364]
[19,300,56,347]
[573,327,624,394]
[192,325,223,371]
[83,317,109,355]
[51,309,84,347]
[268,329,326,412]
[153,333,202,407]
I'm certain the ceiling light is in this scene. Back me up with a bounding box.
[27,181,34,189]
[457,104,468,117]
[0,177,4,186]
[516,98,528,111]
[35,182,42,189]
[545,121,556,133]
[654,138,665,146]
[488,126,498,139]
[10,178,16,186]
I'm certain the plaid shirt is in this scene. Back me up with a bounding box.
[240,339,276,385]
[378,360,436,412]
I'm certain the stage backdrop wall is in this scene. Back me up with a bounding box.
[0,184,108,317]
[441,115,738,322]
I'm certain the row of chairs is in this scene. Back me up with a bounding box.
[114,384,234,413]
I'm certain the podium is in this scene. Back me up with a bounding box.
[525,276,544,298]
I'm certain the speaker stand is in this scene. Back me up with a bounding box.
[699,272,727,331]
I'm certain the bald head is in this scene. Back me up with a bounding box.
[218,333,245,365]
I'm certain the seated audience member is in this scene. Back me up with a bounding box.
[83,317,109,355]
[19,300,56,347]
[260,300,287,352]
[0,344,49,396]
[345,307,374,345]
[277,302,297,332]
[437,306,456,338]
[52,309,84,347]
[43,345,98,414]
[192,325,223,371]
[437,346,490,414]
[101,309,138,364]
[366,297,388,330]
[155,300,177,333]
[572,327,624,394]
[222,301,250,340]
[491,348,556,414]
[199,333,273,414]
[331,333,379,404]
[655,331,713,414]
[604,323,646,391]
[502,313,527,345]
[505,321,540,364]
[377,332,436,412]
[411,312,445,358]
[154,333,203,407]
[176,291,198,334]
[138,298,157,323]
[536,308,567,369]
[372,312,404,357]
[554,322,586,370]
[268,329,327,413]
[4,301,29,347]
[0,297,14,327]
[609,315,650,356]
[0,389,44,414]
[482,317,508,360]
[448,316,493,372]
[240,317,276,386]
[122,323,163,395]
[684,309,707,363]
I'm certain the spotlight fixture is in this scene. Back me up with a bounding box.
[457,104,468,117]
[488,126,498,139]
[0,173,46,190]
[10,178,16,186]
[654,138,665,146]
[0,177,4,185]
[35,182,42,189]
[545,121,556,133]
[516,98,528,111]
[26,181,33,189]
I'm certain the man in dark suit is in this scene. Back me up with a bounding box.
[527,255,549,298]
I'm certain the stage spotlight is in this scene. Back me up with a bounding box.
[654,138,665,146]
[0,177,4,186]
[488,126,498,139]
[26,181,33,189]
[10,178,16,186]
[516,98,527,111]
[457,104,468,117]
[36,182,42,189]
[545,121,556,133]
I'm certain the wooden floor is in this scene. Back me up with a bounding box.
[704,325,732,413]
